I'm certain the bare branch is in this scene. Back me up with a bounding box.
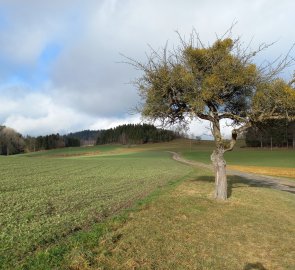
[224,122,252,152]
[219,113,248,123]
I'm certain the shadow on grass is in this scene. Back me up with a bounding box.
[191,174,292,198]
[243,262,267,270]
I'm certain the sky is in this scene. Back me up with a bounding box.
[0,0,294,138]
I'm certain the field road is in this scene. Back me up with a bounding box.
[168,151,295,195]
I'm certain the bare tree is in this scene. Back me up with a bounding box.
[0,126,25,155]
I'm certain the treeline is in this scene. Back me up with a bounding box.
[245,120,295,148]
[0,126,81,155]
[96,124,178,145]
[67,130,99,146]
[0,124,179,155]
[25,134,80,152]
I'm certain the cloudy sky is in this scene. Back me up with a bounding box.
[0,0,294,137]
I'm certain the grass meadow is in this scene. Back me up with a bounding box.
[0,140,294,269]
[182,146,295,168]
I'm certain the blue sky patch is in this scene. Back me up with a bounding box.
[0,8,9,30]
[39,42,62,65]
[0,42,62,90]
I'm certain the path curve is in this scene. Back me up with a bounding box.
[168,151,295,194]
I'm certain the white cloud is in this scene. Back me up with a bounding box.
[176,119,233,140]
[89,114,141,130]
[2,92,83,135]
[1,86,143,136]
[0,0,294,136]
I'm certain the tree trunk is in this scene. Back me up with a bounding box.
[211,149,227,200]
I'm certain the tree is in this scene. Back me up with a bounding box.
[24,136,37,152]
[0,126,25,155]
[127,30,295,200]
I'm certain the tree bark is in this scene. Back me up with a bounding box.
[211,148,227,200]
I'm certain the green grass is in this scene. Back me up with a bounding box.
[131,138,295,168]
[182,145,295,168]
[0,150,192,269]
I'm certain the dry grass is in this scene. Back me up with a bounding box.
[229,165,295,179]
[51,150,102,157]
[83,169,295,270]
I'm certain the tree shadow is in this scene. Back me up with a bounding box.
[190,173,293,199]
[243,262,267,270]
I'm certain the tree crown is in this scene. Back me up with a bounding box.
[134,35,294,128]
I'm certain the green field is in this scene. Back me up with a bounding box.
[0,148,192,269]
[1,140,295,269]
[182,148,295,168]
[165,139,295,168]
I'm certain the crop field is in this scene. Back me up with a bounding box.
[0,149,192,269]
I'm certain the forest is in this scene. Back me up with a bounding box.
[96,124,178,145]
[0,124,179,155]
[245,120,295,148]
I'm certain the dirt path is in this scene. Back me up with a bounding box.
[168,151,295,194]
